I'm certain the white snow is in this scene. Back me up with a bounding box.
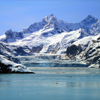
[0,14,100,55]
[88,64,100,68]
[0,34,6,40]
[6,28,82,54]
[0,55,32,72]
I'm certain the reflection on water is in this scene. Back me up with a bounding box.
[0,68,100,100]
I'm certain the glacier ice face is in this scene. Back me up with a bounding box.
[18,54,88,67]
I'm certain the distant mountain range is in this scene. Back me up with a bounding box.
[0,14,100,68]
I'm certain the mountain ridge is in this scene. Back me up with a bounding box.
[0,14,100,53]
[0,14,100,68]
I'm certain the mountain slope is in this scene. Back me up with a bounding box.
[0,14,100,55]
[1,14,100,42]
[0,41,33,73]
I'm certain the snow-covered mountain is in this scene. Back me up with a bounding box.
[0,14,100,55]
[0,14,100,67]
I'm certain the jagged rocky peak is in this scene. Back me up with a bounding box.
[85,15,95,19]
[5,29,12,34]
[42,14,68,32]
[81,14,99,24]
[42,14,58,23]
[23,15,57,33]
[5,29,23,39]
[5,29,13,37]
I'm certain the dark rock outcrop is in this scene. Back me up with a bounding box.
[30,45,43,53]
[14,47,28,56]
[0,62,12,73]
[66,44,82,59]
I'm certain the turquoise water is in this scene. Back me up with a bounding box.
[0,68,100,100]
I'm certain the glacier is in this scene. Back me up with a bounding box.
[18,54,88,67]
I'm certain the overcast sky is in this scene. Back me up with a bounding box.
[0,0,100,35]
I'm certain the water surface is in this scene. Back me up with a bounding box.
[0,67,100,100]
